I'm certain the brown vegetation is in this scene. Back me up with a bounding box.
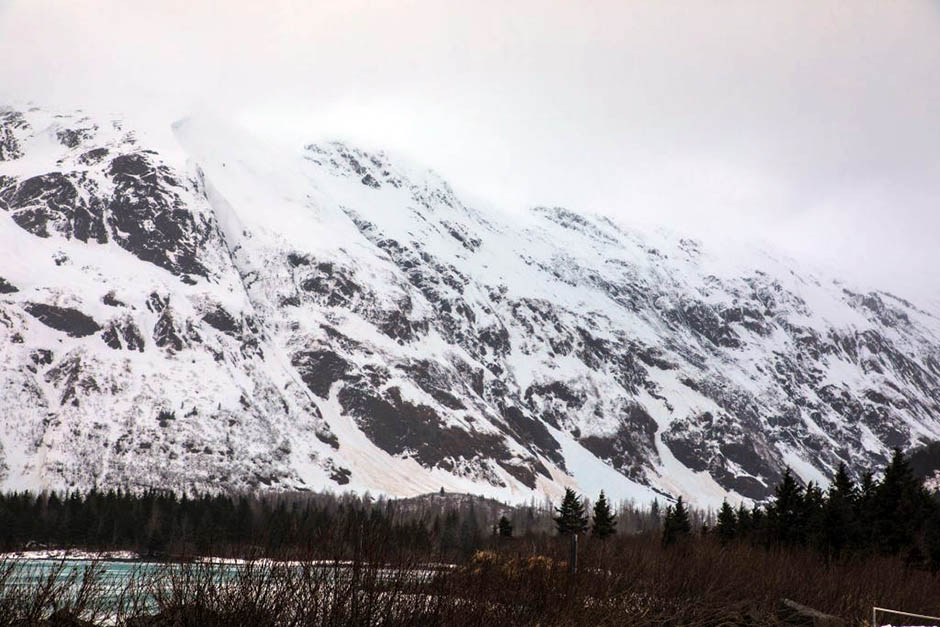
[2,532,939,625]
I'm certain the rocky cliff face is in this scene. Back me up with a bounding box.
[2,106,939,507]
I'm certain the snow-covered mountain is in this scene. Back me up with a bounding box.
[2,106,939,508]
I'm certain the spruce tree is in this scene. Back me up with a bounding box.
[873,448,932,555]
[830,462,856,501]
[822,462,858,556]
[716,501,737,544]
[554,488,589,536]
[803,481,826,547]
[591,491,617,538]
[767,468,805,545]
[736,503,752,538]
[662,496,691,546]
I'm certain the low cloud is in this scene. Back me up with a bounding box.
[1,0,937,299]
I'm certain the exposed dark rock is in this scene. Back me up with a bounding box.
[202,305,239,335]
[440,220,482,251]
[338,384,510,472]
[24,303,101,337]
[291,349,351,399]
[845,289,911,329]
[525,381,585,409]
[580,404,659,481]
[662,409,780,499]
[0,276,18,294]
[77,147,109,165]
[107,153,212,279]
[298,261,362,307]
[316,429,340,450]
[153,307,185,352]
[0,110,27,160]
[403,359,467,410]
[102,291,125,307]
[499,405,562,467]
[535,206,618,244]
[669,299,741,349]
[287,252,311,267]
[102,317,145,351]
[379,307,428,342]
[56,127,93,148]
[0,172,108,242]
[147,291,169,313]
[329,464,352,485]
[478,325,510,356]
[45,354,99,406]
[496,460,541,489]
[157,410,176,428]
[30,349,53,366]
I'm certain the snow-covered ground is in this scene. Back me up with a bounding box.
[0,549,140,561]
[2,105,939,508]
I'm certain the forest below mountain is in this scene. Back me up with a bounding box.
[3,449,940,624]
[2,448,939,567]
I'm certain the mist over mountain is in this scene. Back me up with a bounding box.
[1,106,939,507]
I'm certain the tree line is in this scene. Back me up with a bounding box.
[2,448,937,569]
[0,487,660,560]
[664,449,940,570]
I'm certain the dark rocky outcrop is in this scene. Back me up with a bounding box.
[338,384,512,476]
[291,349,350,399]
[45,354,99,407]
[153,307,189,353]
[0,110,27,160]
[107,153,213,279]
[24,303,101,337]
[102,317,145,351]
[580,404,659,482]
[0,172,108,242]
[202,305,239,335]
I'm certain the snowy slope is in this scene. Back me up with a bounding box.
[2,106,939,508]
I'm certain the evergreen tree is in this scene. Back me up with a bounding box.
[662,496,691,546]
[553,488,589,536]
[830,462,857,501]
[735,503,752,538]
[822,462,858,556]
[873,448,933,555]
[497,515,513,538]
[803,481,826,547]
[591,491,617,538]
[716,501,737,544]
[767,468,805,545]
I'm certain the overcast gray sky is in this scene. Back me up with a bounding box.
[1,1,938,301]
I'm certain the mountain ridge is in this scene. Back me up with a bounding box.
[1,106,939,508]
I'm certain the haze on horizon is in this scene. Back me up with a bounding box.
[1,0,937,302]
